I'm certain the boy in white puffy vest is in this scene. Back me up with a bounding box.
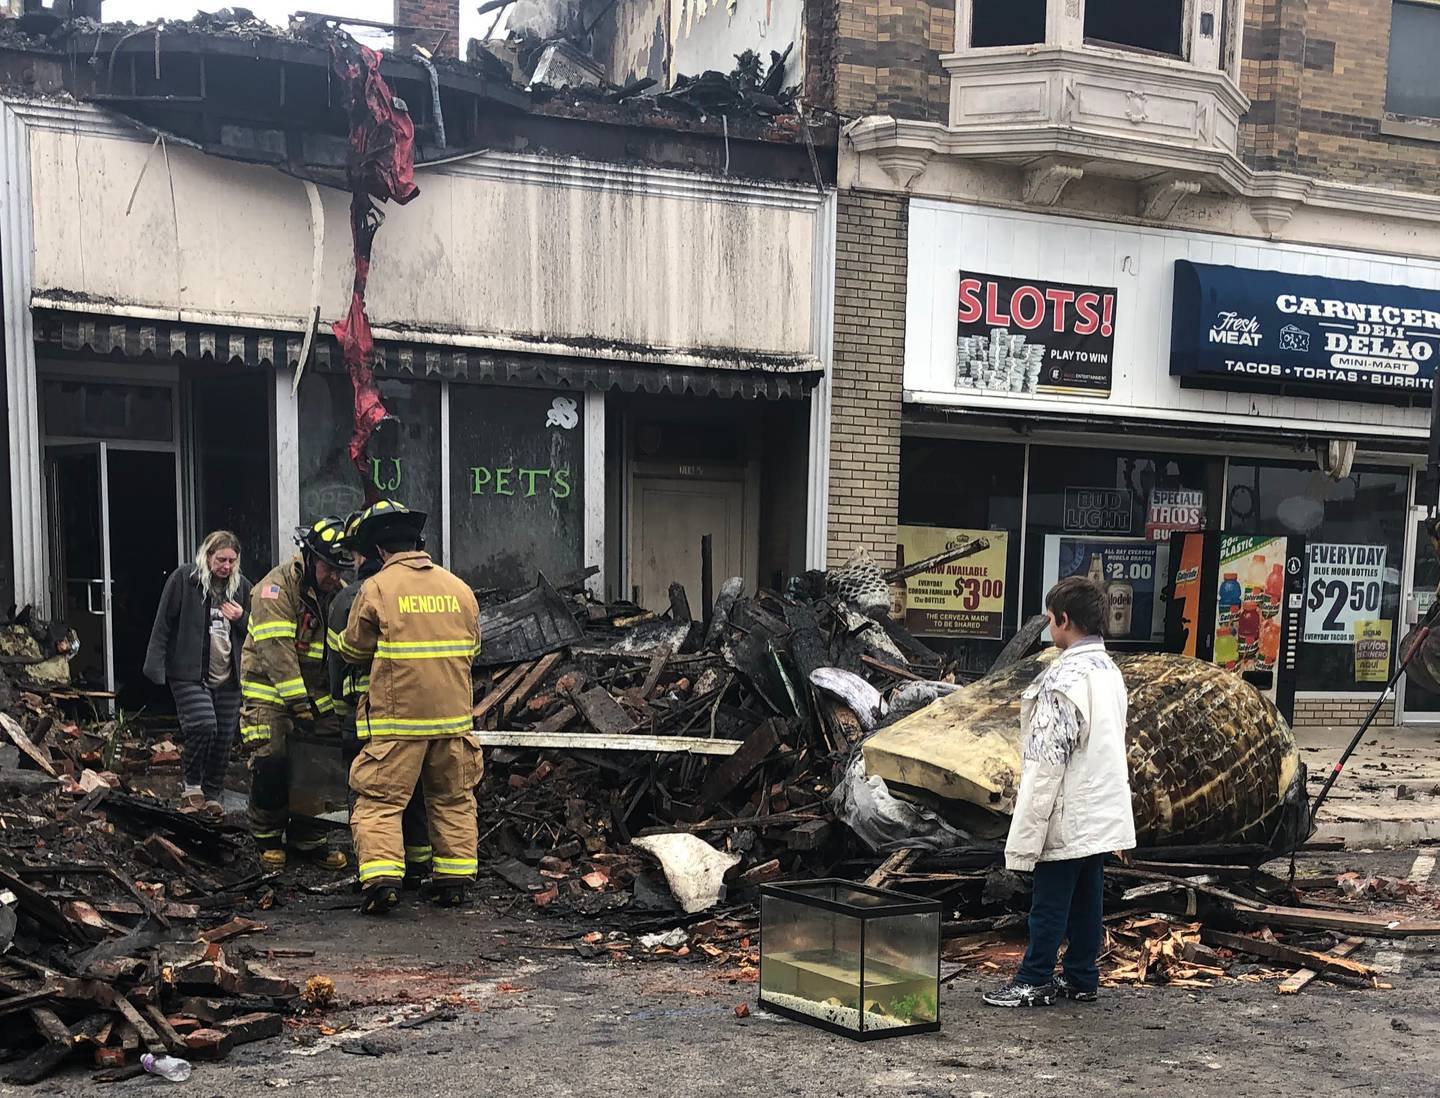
[984,576,1136,1008]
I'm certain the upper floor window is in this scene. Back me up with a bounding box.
[1085,0,1185,58]
[1386,1,1440,119]
[971,0,1046,47]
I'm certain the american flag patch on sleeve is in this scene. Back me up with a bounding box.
[260,584,282,600]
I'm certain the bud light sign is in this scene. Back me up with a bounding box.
[957,272,1118,398]
[1171,259,1440,400]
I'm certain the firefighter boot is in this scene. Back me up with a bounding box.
[360,883,400,915]
[296,848,349,871]
[423,879,466,908]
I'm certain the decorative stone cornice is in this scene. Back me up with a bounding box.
[1022,158,1084,206]
[1139,175,1201,220]
[845,114,1440,233]
[874,144,934,191]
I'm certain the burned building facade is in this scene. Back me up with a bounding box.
[0,8,837,706]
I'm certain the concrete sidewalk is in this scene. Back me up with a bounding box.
[1301,722,1440,846]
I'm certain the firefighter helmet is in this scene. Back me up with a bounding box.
[343,499,427,556]
[294,516,353,568]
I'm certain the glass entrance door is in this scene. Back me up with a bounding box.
[45,443,112,693]
[42,375,184,708]
[1400,507,1440,723]
[44,442,181,705]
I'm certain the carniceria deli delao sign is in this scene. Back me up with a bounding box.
[1169,259,1440,398]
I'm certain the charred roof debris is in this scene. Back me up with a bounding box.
[0,5,836,189]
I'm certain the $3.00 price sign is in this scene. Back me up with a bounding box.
[1304,543,1387,645]
[895,525,1010,640]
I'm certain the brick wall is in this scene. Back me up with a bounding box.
[833,0,952,120]
[1292,696,1396,730]
[394,0,459,58]
[1241,0,1440,190]
[804,0,839,109]
[820,0,1440,192]
[827,190,906,567]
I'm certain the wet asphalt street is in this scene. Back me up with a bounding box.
[21,846,1440,1098]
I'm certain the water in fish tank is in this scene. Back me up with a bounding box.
[761,949,938,1032]
[760,883,941,1036]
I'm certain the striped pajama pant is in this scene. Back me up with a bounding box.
[170,680,241,801]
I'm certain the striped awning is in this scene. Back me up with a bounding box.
[36,312,818,401]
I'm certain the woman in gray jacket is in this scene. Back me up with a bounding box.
[144,531,251,819]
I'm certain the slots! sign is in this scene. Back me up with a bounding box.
[957,272,1119,398]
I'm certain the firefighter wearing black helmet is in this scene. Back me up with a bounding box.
[238,517,351,870]
[327,508,433,888]
[334,499,483,914]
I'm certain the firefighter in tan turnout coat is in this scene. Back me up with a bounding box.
[334,500,484,914]
[240,517,351,870]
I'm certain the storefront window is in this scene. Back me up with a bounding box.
[897,438,1024,673]
[1226,461,1408,691]
[448,386,584,592]
[298,374,443,559]
[195,373,275,578]
[1024,445,1223,646]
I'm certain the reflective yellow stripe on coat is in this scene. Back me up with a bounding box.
[357,714,474,739]
[240,722,271,744]
[248,620,298,641]
[242,680,283,704]
[374,639,479,660]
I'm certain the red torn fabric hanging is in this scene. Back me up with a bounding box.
[326,34,420,499]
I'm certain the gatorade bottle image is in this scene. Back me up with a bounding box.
[1219,572,1242,611]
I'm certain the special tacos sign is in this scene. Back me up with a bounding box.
[1171,260,1440,398]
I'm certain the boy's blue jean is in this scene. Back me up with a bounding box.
[1014,853,1106,992]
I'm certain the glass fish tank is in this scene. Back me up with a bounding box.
[759,879,940,1040]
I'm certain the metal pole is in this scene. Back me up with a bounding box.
[701,534,714,630]
[1310,598,1440,821]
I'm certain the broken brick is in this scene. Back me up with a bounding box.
[241,963,296,998]
[142,834,190,876]
[93,1047,126,1068]
[174,958,244,996]
[182,1028,234,1060]
[61,900,109,932]
[219,1012,284,1045]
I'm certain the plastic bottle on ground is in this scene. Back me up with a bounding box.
[140,1054,193,1082]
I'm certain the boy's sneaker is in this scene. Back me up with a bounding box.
[982,981,1057,1008]
[1054,975,1098,1002]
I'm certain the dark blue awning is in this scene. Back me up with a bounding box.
[1170,260,1440,399]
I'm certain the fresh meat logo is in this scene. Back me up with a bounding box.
[958,277,1114,337]
[1209,312,1262,346]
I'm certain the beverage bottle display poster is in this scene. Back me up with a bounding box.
[894,526,1010,640]
[1214,535,1287,676]
[1169,532,1206,658]
[1042,536,1167,642]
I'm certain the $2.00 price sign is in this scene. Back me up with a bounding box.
[895,526,1009,640]
[1304,543,1387,645]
